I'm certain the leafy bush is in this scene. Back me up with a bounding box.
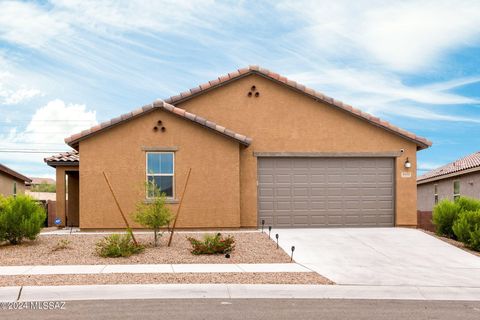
[469,227,480,251]
[133,189,173,247]
[455,197,480,212]
[0,195,46,245]
[453,210,480,243]
[96,232,144,258]
[187,233,235,255]
[432,199,460,238]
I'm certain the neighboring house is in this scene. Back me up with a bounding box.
[0,163,32,197]
[417,151,480,212]
[45,66,431,229]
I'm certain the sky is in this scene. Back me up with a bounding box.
[0,0,479,179]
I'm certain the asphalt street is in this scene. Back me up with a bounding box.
[2,299,480,320]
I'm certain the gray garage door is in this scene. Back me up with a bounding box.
[257,157,394,227]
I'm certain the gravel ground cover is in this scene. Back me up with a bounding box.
[0,272,332,286]
[422,230,480,257]
[0,232,292,265]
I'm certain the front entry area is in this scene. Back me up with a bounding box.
[257,157,395,228]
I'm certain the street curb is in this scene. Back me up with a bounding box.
[1,284,480,302]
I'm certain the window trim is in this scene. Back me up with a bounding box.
[453,180,460,201]
[13,181,17,197]
[434,184,438,205]
[145,151,175,199]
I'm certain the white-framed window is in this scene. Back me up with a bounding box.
[13,182,17,197]
[434,184,438,205]
[146,152,174,198]
[453,180,460,201]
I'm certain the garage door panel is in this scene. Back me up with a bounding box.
[258,157,394,228]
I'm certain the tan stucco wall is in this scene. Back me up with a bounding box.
[78,109,240,229]
[178,74,420,227]
[0,172,26,197]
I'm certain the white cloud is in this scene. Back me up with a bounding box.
[0,99,97,175]
[0,72,42,105]
[418,161,443,172]
[0,1,70,48]
[20,99,97,145]
[278,0,480,72]
[289,68,480,106]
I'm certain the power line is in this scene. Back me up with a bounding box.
[0,149,66,154]
[0,120,96,122]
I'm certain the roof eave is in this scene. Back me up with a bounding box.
[417,166,480,184]
[45,161,80,168]
[65,102,252,148]
[168,69,432,150]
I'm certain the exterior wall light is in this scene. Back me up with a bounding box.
[404,158,411,169]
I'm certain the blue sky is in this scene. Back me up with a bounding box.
[0,0,479,178]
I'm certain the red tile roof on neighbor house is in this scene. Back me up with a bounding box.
[417,151,480,183]
[163,65,432,150]
[44,150,79,167]
[64,100,252,149]
[0,163,32,183]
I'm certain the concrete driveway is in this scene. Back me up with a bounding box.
[272,228,480,287]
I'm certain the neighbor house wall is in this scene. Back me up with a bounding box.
[78,109,241,229]
[0,172,26,196]
[417,171,480,212]
[178,74,421,227]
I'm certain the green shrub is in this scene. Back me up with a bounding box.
[0,195,46,245]
[452,210,480,243]
[187,233,235,255]
[432,199,460,238]
[133,189,173,247]
[96,232,144,258]
[455,196,480,212]
[468,227,480,251]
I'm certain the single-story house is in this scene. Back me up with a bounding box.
[0,163,32,197]
[45,66,431,230]
[417,151,480,212]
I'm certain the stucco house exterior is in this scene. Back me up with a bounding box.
[45,66,431,230]
[0,163,31,197]
[417,151,480,212]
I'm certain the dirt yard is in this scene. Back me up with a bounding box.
[0,231,292,265]
[0,272,332,286]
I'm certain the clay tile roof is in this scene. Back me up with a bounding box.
[44,150,79,167]
[64,101,252,149]
[417,151,480,183]
[164,66,431,150]
[0,163,32,183]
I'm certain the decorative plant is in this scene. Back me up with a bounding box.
[96,232,144,258]
[0,195,46,245]
[133,182,173,247]
[51,239,72,252]
[187,233,235,255]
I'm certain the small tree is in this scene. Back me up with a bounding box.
[0,195,46,245]
[133,183,173,247]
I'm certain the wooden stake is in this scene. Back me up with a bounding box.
[168,168,192,247]
[103,171,138,246]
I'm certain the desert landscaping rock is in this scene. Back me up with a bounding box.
[0,272,332,286]
[0,232,292,265]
